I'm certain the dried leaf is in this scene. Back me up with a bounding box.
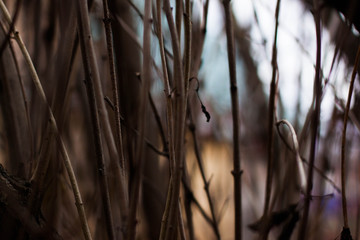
[341,227,353,240]
[189,77,211,122]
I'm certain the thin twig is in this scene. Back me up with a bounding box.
[178,201,186,240]
[0,2,92,239]
[188,108,220,239]
[297,1,322,239]
[126,0,143,19]
[5,25,34,178]
[79,1,124,205]
[160,176,173,240]
[181,2,193,237]
[182,178,214,225]
[184,0,191,101]
[223,1,241,239]
[263,0,281,230]
[160,0,186,239]
[192,0,209,76]
[341,45,360,229]
[126,0,152,239]
[148,93,168,152]
[28,124,54,216]
[101,0,129,235]
[121,2,174,60]
[155,0,175,176]
[105,97,169,158]
[76,0,116,239]
[101,0,126,172]
[182,168,195,240]
[0,0,21,56]
[175,0,182,38]
[114,14,170,87]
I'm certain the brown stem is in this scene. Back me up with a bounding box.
[104,99,169,157]
[341,45,360,229]
[101,0,126,173]
[126,0,152,239]
[77,3,123,232]
[148,93,168,152]
[160,0,186,239]
[223,1,241,239]
[297,2,322,239]
[182,179,214,225]
[0,0,21,57]
[184,0,192,102]
[182,169,195,240]
[188,107,221,239]
[262,1,281,238]
[159,176,173,240]
[178,201,186,240]
[101,0,129,235]
[76,0,115,239]
[155,0,175,173]
[192,0,209,76]
[175,0,182,42]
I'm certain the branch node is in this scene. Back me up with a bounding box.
[231,169,243,177]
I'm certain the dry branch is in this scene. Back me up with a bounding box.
[223,1,242,239]
[76,0,115,238]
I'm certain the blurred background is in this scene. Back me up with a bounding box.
[0,0,359,239]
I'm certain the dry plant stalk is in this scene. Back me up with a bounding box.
[260,0,281,238]
[101,0,129,234]
[340,44,360,235]
[188,109,221,239]
[0,1,92,239]
[76,0,115,238]
[223,1,242,239]
[126,0,152,239]
[184,0,191,97]
[155,0,175,171]
[159,0,186,239]
[298,0,322,238]
[101,0,126,173]
[175,0,182,39]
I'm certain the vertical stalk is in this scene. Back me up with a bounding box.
[156,0,175,170]
[126,0,152,239]
[101,0,129,234]
[160,0,186,239]
[297,1,322,239]
[156,0,176,237]
[192,0,209,76]
[159,177,174,240]
[178,201,186,240]
[101,0,126,173]
[188,109,221,239]
[175,0,182,41]
[341,45,360,230]
[182,171,195,240]
[262,0,281,238]
[223,1,241,239]
[76,0,115,239]
[184,0,192,97]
